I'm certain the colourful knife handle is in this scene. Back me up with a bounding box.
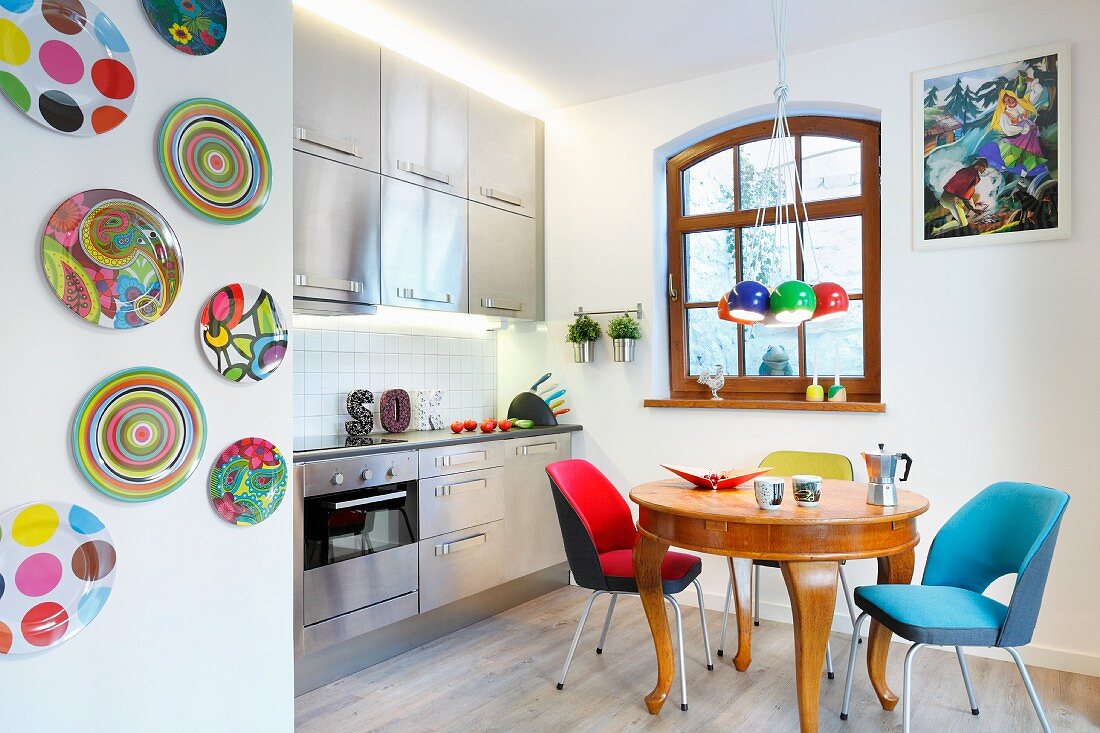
[553,408,571,416]
[543,389,566,403]
[548,398,565,410]
[537,383,559,397]
[530,373,552,391]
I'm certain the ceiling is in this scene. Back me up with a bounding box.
[329,0,1008,113]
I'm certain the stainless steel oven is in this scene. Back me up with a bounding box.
[296,450,419,655]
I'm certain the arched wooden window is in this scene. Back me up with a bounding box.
[666,116,880,403]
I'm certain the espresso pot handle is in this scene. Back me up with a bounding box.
[898,453,913,481]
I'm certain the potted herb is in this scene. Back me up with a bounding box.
[566,314,602,363]
[607,313,641,362]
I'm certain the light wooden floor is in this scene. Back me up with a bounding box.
[296,586,1099,732]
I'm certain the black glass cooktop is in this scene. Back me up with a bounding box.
[294,435,408,453]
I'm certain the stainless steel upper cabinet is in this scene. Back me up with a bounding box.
[381,49,468,196]
[292,7,381,172]
[293,151,382,312]
[468,91,537,218]
[468,203,537,319]
[380,178,468,312]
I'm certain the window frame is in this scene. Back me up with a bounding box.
[666,116,881,402]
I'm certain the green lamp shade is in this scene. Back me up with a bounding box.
[770,280,816,324]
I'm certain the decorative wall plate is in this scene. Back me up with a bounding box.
[0,0,136,135]
[660,464,772,490]
[73,367,207,502]
[198,283,287,382]
[41,189,183,329]
[208,438,287,526]
[0,502,116,654]
[140,0,227,56]
[158,98,271,223]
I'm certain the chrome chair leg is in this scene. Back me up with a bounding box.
[840,612,870,720]
[691,579,714,670]
[557,590,602,690]
[838,562,861,644]
[825,640,834,680]
[902,642,927,733]
[753,563,761,626]
[667,594,689,711]
[1006,647,1052,733]
[595,593,617,654]
[717,576,733,657]
[955,646,979,715]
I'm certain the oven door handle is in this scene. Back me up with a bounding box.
[322,491,407,510]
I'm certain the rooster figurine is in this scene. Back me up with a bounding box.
[697,365,725,401]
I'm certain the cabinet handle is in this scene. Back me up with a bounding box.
[397,160,452,186]
[518,442,558,456]
[434,478,488,497]
[436,451,487,468]
[322,491,406,510]
[295,274,364,293]
[479,186,522,207]
[434,533,487,556]
[398,288,452,304]
[481,297,523,312]
[295,127,362,158]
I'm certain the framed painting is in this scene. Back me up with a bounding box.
[912,42,1071,250]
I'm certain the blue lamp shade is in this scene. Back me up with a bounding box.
[770,280,817,324]
[725,281,770,324]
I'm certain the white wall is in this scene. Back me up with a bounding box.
[0,3,294,730]
[501,0,1100,675]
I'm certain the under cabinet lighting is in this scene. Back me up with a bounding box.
[292,0,550,114]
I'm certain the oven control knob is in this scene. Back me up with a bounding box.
[330,472,344,486]
[386,465,397,479]
[360,469,373,481]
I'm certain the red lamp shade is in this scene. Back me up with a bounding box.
[811,282,849,321]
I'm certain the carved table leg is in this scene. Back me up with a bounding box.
[866,549,915,711]
[728,556,753,672]
[634,531,672,714]
[781,561,840,733]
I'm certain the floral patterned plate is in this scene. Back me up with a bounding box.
[140,0,227,56]
[208,438,288,526]
[198,283,288,383]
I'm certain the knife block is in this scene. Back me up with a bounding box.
[506,391,558,426]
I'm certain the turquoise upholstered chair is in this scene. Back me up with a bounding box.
[840,482,1069,733]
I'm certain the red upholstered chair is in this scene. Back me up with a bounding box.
[546,459,712,711]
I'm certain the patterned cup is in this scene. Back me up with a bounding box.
[754,477,784,510]
[793,474,823,507]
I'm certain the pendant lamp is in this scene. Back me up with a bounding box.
[811,281,849,321]
[725,281,770,324]
[770,280,816,324]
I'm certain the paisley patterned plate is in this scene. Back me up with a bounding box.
[0,0,137,135]
[0,502,116,654]
[199,283,288,383]
[41,189,183,329]
[208,438,288,526]
[140,0,227,56]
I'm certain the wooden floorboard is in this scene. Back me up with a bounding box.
[296,586,1100,732]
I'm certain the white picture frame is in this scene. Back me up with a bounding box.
[912,42,1071,251]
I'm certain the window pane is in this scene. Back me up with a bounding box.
[803,216,862,294]
[739,137,794,210]
[685,229,735,303]
[687,308,739,377]
[740,223,797,286]
[805,300,864,377]
[801,136,861,202]
[682,149,734,215]
[744,324,801,377]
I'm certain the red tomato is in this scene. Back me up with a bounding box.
[498,419,513,432]
[463,419,478,432]
[480,419,497,433]
[450,421,464,434]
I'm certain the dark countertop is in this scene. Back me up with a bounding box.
[293,423,582,463]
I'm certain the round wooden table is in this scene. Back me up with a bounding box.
[630,478,929,733]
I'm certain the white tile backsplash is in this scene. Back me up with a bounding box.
[292,313,498,438]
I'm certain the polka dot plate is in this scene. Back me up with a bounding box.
[0,0,137,135]
[0,502,116,654]
[159,98,271,224]
[73,367,207,502]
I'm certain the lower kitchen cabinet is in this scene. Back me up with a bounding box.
[418,519,505,613]
[502,434,570,582]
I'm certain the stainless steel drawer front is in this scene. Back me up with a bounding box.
[419,442,504,478]
[303,543,418,626]
[302,592,419,655]
[418,520,505,613]
[419,467,504,539]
